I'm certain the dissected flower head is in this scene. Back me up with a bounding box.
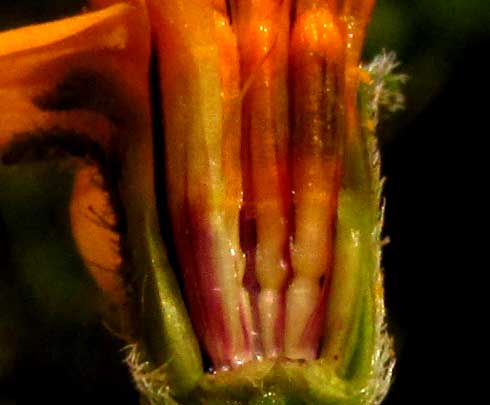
[0,1,403,403]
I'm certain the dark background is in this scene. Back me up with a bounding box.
[1,0,487,403]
